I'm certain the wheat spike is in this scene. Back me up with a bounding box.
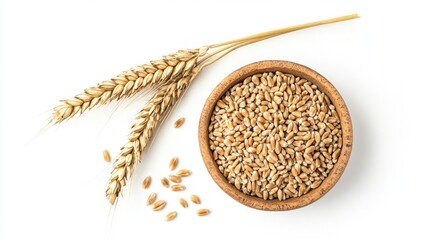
[51,48,207,123]
[105,71,198,204]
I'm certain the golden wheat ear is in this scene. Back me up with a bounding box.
[105,72,198,204]
[50,49,206,124]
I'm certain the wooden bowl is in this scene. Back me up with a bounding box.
[198,60,353,210]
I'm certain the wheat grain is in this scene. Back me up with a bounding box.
[179,198,188,208]
[165,211,177,221]
[103,149,111,162]
[173,117,185,128]
[152,200,166,211]
[190,195,201,204]
[146,192,157,205]
[169,175,182,183]
[171,184,186,191]
[176,169,191,177]
[142,176,151,189]
[197,209,210,216]
[311,180,322,189]
[169,157,179,170]
[161,177,170,188]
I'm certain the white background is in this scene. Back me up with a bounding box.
[1,0,422,239]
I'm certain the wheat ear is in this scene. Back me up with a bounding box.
[105,71,199,204]
[51,48,207,124]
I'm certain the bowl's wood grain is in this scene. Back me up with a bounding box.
[199,60,353,210]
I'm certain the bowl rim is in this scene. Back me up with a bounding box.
[198,60,353,211]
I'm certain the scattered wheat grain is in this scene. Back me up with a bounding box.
[169,157,178,170]
[169,175,182,183]
[103,149,111,162]
[161,177,170,188]
[142,176,151,189]
[190,195,201,204]
[165,211,177,221]
[176,169,191,177]
[174,117,185,128]
[179,198,188,208]
[152,200,166,211]
[171,184,186,191]
[197,209,210,216]
[146,193,157,205]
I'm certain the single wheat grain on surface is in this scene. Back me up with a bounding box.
[179,198,188,208]
[208,72,343,201]
[142,176,151,189]
[176,169,191,177]
[174,117,185,128]
[171,184,186,191]
[197,209,210,216]
[103,149,111,162]
[165,211,177,221]
[161,177,170,188]
[146,193,157,205]
[169,157,179,170]
[190,195,201,204]
[169,175,182,183]
[152,200,166,211]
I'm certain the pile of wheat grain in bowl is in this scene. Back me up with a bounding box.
[208,71,342,201]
